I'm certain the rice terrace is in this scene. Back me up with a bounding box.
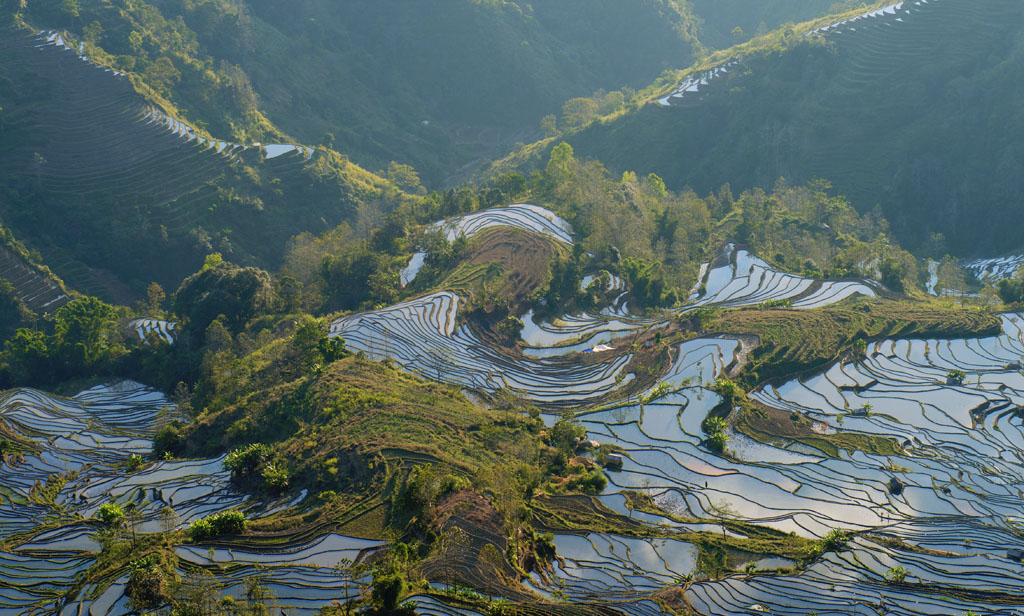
[2,0,1024,615]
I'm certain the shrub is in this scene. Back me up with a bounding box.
[886,565,909,583]
[806,528,849,558]
[371,569,404,612]
[96,502,125,527]
[223,443,271,475]
[565,469,607,494]
[152,420,185,459]
[260,462,290,492]
[126,555,167,608]
[187,518,214,542]
[535,532,556,562]
[701,415,730,453]
[188,509,247,541]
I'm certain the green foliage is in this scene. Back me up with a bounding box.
[401,464,469,518]
[96,502,125,527]
[188,509,246,541]
[806,528,849,558]
[260,462,290,492]
[712,378,744,403]
[886,564,909,583]
[153,421,186,459]
[565,469,608,494]
[946,369,966,385]
[541,0,1024,256]
[292,318,347,373]
[701,415,730,453]
[126,555,168,610]
[997,277,1024,305]
[2,297,126,386]
[223,443,271,475]
[546,413,586,455]
[173,261,276,337]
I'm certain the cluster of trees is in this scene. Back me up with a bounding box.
[0,297,125,386]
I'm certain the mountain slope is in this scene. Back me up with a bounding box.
[689,0,842,49]
[0,27,389,301]
[17,0,701,187]
[515,0,1024,257]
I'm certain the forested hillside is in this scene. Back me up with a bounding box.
[14,0,701,186]
[502,0,1024,257]
[0,24,394,302]
[689,0,842,49]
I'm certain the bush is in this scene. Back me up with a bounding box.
[223,443,271,475]
[701,415,730,453]
[260,462,290,492]
[126,555,167,609]
[886,564,909,583]
[152,421,185,459]
[806,528,849,558]
[566,469,607,494]
[96,502,125,527]
[188,509,247,541]
[371,569,404,611]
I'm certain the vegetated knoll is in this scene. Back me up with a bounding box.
[507,0,1024,255]
[708,299,1001,389]
[434,226,563,314]
[17,0,701,186]
[0,26,393,300]
[180,356,543,520]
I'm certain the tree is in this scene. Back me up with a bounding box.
[60,0,80,18]
[600,91,625,114]
[386,161,424,194]
[145,57,182,95]
[707,500,738,538]
[168,567,221,616]
[146,282,166,313]
[478,544,505,598]
[160,505,180,533]
[561,97,599,128]
[540,114,558,137]
[52,296,122,375]
[173,261,275,336]
[334,557,370,616]
[436,526,469,588]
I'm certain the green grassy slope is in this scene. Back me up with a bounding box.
[516,0,1024,257]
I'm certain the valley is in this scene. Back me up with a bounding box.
[2,1,1024,615]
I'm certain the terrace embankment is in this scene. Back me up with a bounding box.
[181,356,546,523]
[444,226,559,313]
[705,300,1001,389]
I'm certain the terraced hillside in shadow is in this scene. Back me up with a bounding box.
[0,242,68,313]
[0,28,387,300]
[556,0,1024,256]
